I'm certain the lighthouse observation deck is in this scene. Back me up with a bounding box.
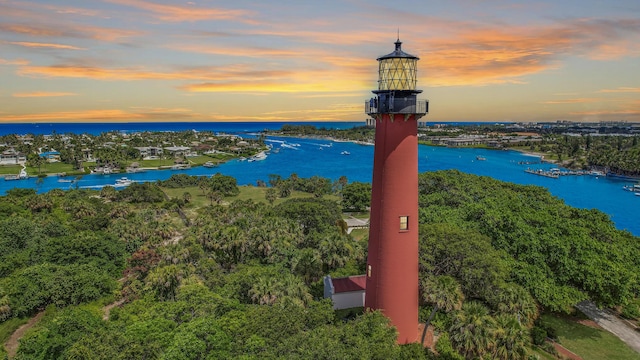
[365,96,428,117]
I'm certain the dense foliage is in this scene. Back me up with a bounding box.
[418,170,640,312]
[1,170,638,359]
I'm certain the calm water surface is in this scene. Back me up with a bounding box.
[1,122,637,236]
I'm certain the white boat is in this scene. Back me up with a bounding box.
[248,152,267,162]
[115,177,134,186]
[341,151,350,155]
[623,184,640,192]
[203,161,216,168]
[476,155,486,161]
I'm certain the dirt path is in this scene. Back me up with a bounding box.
[102,299,126,320]
[576,300,640,354]
[4,311,45,358]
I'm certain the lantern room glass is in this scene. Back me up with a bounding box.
[378,57,418,91]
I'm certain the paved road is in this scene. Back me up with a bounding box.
[576,300,640,354]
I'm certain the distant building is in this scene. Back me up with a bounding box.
[0,149,26,164]
[39,151,61,162]
[135,146,163,159]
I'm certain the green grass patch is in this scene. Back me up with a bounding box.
[162,186,209,208]
[229,186,339,205]
[26,162,75,175]
[0,165,22,175]
[349,228,369,242]
[161,185,340,209]
[528,347,557,360]
[541,313,640,360]
[344,211,370,219]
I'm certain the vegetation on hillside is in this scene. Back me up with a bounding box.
[0,171,638,359]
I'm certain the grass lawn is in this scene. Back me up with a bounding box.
[344,211,370,219]
[26,162,76,175]
[161,185,340,209]
[349,228,369,241]
[541,313,640,360]
[528,347,557,360]
[0,165,22,175]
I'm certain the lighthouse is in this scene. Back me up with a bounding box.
[364,38,428,344]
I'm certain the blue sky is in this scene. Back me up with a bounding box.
[1,0,639,123]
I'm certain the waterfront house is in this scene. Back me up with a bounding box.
[135,146,163,160]
[0,149,27,165]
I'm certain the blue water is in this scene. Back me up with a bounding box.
[0,121,363,136]
[1,122,638,236]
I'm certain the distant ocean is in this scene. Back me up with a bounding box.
[0,121,637,236]
[0,121,365,136]
[0,121,507,136]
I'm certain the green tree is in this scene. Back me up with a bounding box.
[449,301,495,359]
[341,182,371,212]
[488,283,538,327]
[420,275,464,346]
[265,188,277,205]
[491,314,529,360]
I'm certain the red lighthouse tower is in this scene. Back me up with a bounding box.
[364,38,428,344]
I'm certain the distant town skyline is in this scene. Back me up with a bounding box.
[1,0,639,123]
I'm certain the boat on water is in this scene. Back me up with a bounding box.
[171,164,191,170]
[623,184,640,192]
[248,152,267,162]
[476,155,486,161]
[114,177,134,187]
[341,151,350,155]
[203,161,216,168]
[5,167,28,181]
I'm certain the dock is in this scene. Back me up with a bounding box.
[524,168,559,178]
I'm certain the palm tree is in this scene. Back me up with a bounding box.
[490,283,538,327]
[249,277,281,305]
[420,275,464,345]
[101,185,117,201]
[491,314,529,360]
[449,301,496,359]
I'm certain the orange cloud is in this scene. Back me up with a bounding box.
[0,23,142,42]
[542,98,602,104]
[8,41,84,50]
[12,91,78,98]
[0,58,29,66]
[0,108,200,122]
[599,87,640,93]
[105,0,253,23]
[17,64,294,82]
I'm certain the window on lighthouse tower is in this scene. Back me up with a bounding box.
[399,216,409,231]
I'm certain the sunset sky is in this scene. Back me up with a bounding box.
[1,0,640,123]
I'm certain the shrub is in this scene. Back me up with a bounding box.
[531,326,547,345]
[621,300,640,320]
